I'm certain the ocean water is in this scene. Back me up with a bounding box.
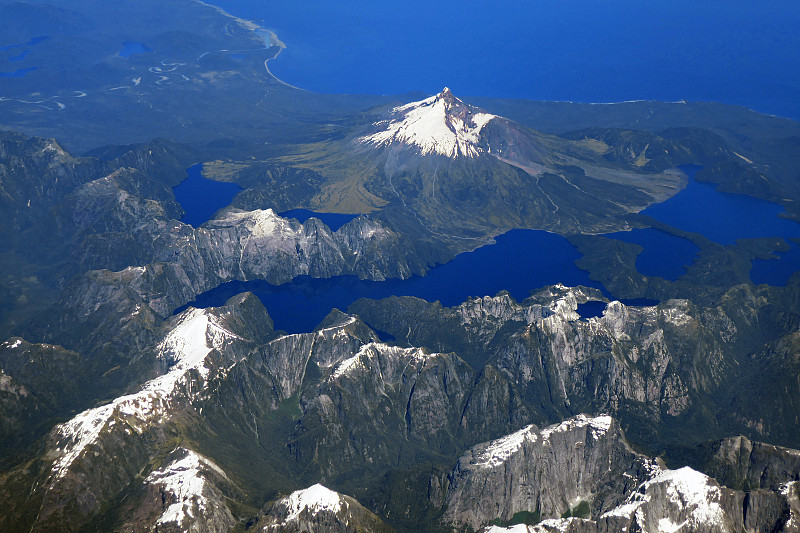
[118,41,153,58]
[0,35,48,50]
[207,0,800,120]
[9,50,29,62]
[0,67,37,78]
[1,35,48,76]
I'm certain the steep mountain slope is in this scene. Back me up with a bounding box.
[441,416,797,532]
[349,283,800,449]
[2,285,799,532]
[264,89,688,239]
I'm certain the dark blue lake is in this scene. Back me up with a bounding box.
[642,167,800,246]
[118,41,153,58]
[172,163,242,227]
[178,229,608,332]
[605,166,800,285]
[576,298,659,319]
[207,0,800,120]
[751,243,800,287]
[605,228,700,281]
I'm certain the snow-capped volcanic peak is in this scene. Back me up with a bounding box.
[359,87,496,158]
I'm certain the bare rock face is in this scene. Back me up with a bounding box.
[59,208,423,323]
[351,284,763,446]
[255,484,393,533]
[443,416,796,533]
[518,468,793,533]
[441,415,659,529]
[290,341,531,484]
[702,435,800,491]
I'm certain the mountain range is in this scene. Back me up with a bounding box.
[1,1,800,532]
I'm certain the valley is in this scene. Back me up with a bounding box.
[1,1,799,532]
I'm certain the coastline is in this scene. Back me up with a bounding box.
[191,0,308,92]
[260,29,308,92]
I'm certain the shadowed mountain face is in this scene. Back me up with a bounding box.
[1,1,800,532]
[2,289,799,532]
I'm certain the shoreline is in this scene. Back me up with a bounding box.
[259,29,308,92]
[191,0,309,92]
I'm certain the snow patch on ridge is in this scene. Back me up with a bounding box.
[474,424,537,468]
[48,308,240,480]
[2,338,23,349]
[473,415,613,469]
[643,467,725,526]
[484,525,531,533]
[360,88,496,158]
[539,414,612,441]
[145,448,227,527]
[599,466,725,529]
[210,208,300,237]
[330,343,433,380]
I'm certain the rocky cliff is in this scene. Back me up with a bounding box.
[441,415,796,533]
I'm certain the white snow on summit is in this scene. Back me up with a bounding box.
[598,466,725,531]
[330,343,434,380]
[359,88,496,158]
[48,308,240,481]
[145,448,229,527]
[538,414,612,441]
[283,483,344,522]
[643,467,725,527]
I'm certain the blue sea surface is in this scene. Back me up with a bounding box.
[118,41,153,58]
[9,50,29,61]
[178,229,607,332]
[173,163,243,227]
[0,35,48,51]
[208,0,800,120]
[0,67,38,78]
